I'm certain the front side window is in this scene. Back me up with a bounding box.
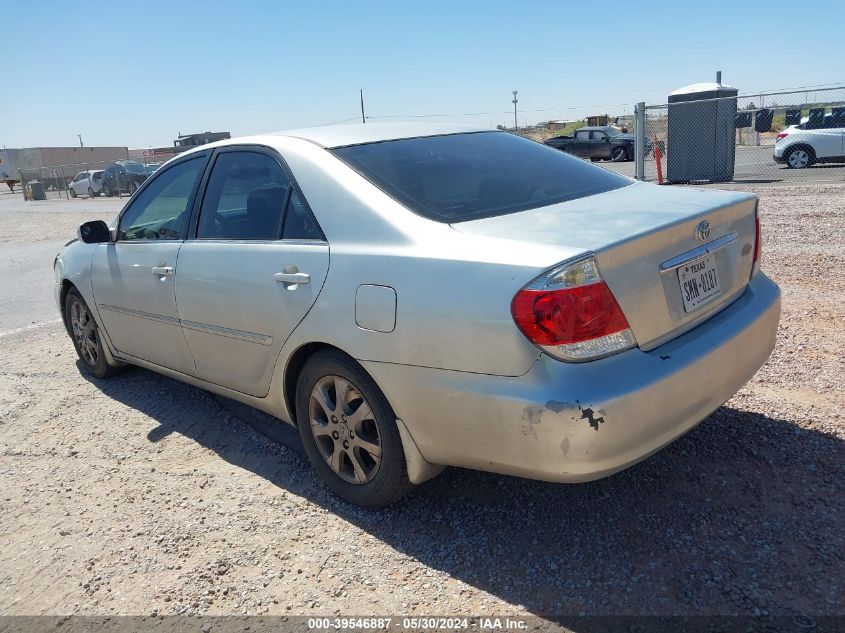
[118,157,205,241]
[591,131,608,141]
[574,130,590,140]
[197,152,291,240]
[332,131,631,223]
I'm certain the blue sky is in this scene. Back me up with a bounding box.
[2,0,842,148]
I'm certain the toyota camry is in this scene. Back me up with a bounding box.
[54,123,781,507]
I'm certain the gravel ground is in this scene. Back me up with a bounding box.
[0,184,843,618]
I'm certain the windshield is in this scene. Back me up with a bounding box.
[331,131,631,223]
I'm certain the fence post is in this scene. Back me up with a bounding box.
[635,101,645,180]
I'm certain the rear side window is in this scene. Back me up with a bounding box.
[196,151,324,241]
[282,190,324,240]
[197,152,290,240]
[331,131,631,223]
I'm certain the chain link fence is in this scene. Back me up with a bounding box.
[636,86,845,184]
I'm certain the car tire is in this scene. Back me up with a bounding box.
[611,147,628,162]
[785,145,814,169]
[64,288,124,379]
[69,187,77,198]
[102,183,112,197]
[295,350,413,508]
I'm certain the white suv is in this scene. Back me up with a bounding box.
[68,170,105,197]
[774,113,845,169]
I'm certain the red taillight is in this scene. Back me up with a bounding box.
[776,132,788,140]
[511,256,636,361]
[512,282,630,346]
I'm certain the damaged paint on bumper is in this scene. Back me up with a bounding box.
[362,272,781,483]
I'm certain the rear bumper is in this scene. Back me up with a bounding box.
[363,273,781,482]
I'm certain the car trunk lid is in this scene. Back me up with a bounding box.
[452,181,759,351]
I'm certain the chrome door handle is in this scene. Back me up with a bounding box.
[151,266,174,276]
[273,272,310,285]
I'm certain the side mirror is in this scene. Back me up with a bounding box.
[78,220,111,244]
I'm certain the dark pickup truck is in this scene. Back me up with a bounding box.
[544,126,635,162]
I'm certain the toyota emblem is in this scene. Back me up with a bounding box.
[695,220,711,242]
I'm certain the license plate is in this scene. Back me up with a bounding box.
[678,254,721,312]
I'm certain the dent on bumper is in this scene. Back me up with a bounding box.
[363,273,781,483]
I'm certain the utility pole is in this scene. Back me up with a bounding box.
[512,91,518,131]
[77,134,83,148]
[360,89,366,124]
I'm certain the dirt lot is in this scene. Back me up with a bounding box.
[0,184,843,618]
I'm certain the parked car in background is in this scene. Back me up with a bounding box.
[145,163,162,175]
[68,170,104,198]
[545,125,636,162]
[101,160,149,196]
[774,113,845,169]
[55,124,779,508]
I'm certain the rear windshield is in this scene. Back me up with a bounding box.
[122,162,148,174]
[331,131,631,223]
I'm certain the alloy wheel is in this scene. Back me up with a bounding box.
[308,375,382,484]
[70,300,99,366]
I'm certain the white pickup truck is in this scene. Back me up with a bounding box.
[774,112,845,169]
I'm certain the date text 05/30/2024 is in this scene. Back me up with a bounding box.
[307,617,529,630]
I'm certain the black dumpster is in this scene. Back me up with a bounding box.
[667,81,738,183]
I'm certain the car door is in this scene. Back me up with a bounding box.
[77,172,90,195]
[91,171,103,193]
[590,131,611,159]
[116,165,128,192]
[102,166,115,192]
[572,130,591,157]
[70,172,84,195]
[175,147,330,397]
[89,152,210,374]
[810,127,839,160]
[841,123,845,159]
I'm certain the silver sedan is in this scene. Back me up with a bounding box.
[54,123,781,507]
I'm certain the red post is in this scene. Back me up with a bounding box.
[653,133,664,184]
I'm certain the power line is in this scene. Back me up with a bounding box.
[313,80,845,128]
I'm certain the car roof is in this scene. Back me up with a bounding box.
[212,122,491,150]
